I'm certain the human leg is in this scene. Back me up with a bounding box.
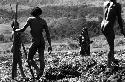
[39,50,45,74]
[80,46,86,56]
[12,44,18,79]
[107,36,119,65]
[27,42,40,72]
[36,44,45,79]
[85,44,90,56]
[105,33,115,68]
[12,55,18,79]
[18,51,26,78]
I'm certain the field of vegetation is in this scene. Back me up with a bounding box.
[0,0,125,82]
[0,35,125,82]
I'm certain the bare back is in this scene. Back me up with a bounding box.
[27,17,47,40]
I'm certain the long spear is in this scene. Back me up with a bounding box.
[12,2,19,30]
[15,2,18,23]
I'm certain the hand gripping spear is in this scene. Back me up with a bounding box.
[12,2,35,79]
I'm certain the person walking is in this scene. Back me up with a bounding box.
[15,7,52,80]
[101,0,125,71]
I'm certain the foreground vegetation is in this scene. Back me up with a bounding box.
[0,35,125,82]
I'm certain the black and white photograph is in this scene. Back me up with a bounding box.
[0,0,125,82]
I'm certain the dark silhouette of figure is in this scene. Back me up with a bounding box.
[11,20,26,79]
[101,0,125,69]
[79,27,91,56]
[15,7,52,79]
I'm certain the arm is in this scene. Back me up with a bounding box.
[44,21,52,52]
[117,4,125,36]
[103,1,110,20]
[44,23,51,46]
[15,18,30,32]
[15,23,29,32]
[103,2,107,20]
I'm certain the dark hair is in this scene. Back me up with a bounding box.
[30,7,42,17]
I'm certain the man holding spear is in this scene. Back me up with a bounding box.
[11,2,26,80]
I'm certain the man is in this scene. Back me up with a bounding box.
[101,0,125,70]
[11,20,26,80]
[15,7,52,80]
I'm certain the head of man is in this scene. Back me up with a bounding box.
[31,7,42,17]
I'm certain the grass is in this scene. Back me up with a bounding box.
[0,24,12,33]
[0,35,125,82]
